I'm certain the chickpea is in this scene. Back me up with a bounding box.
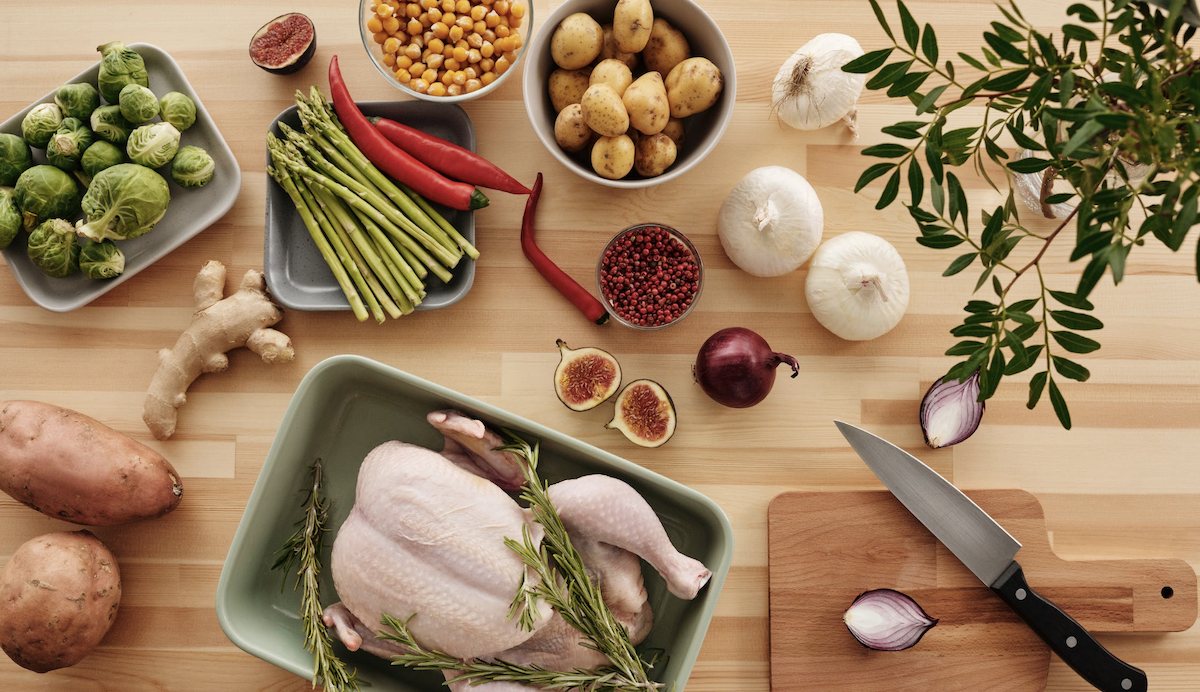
[467,49,482,64]
[480,56,494,72]
[464,65,479,79]
[410,78,430,93]
[407,18,422,34]
[428,7,442,22]
[493,37,511,53]
[433,21,450,38]
[510,2,525,19]
[465,78,483,92]
[447,84,464,96]
[367,16,384,33]
[420,0,438,8]
[494,1,509,15]
[455,15,473,30]
[420,14,433,28]
[495,24,510,38]
[453,70,468,85]
[469,5,485,21]
[480,71,496,86]
[419,68,435,83]
[410,34,424,49]
[456,38,469,49]
[508,13,521,28]
[423,29,435,43]
[383,36,401,53]
[509,33,522,50]
[427,53,445,69]
[406,2,421,17]
[377,3,394,17]
[383,16,401,32]
[395,68,412,83]
[397,55,414,69]
[442,70,457,85]
[485,10,500,27]
[373,31,388,44]
[442,11,455,24]
[443,44,456,58]
[428,82,448,97]
[480,40,494,58]
[445,57,461,71]
[495,55,510,74]
[405,43,422,60]
[455,0,470,13]
[441,0,454,11]
[409,62,426,77]
[382,53,396,67]
[483,28,496,43]
[467,32,483,49]
[449,25,464,41]
[452,46,468,63]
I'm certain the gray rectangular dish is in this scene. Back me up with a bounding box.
[215,355,732,692]
[263,102,476,312]
[0,42,241,312]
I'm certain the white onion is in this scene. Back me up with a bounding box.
[804,232,910,341]
[717,166,824,277]
[772,33,867,139]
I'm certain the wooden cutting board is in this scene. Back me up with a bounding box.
[767,490,1197,691]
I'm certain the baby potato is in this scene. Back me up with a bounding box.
[581,83,629,137]
[551,12,603,70]
[598,24,638,71]
[549,68,592,113]
[662,118,685,148]
[643,18,691,76]
[665,57,724,118]
[555,103,593,153]
[622,71,669,135]
[590,59,633,97]
[613,0,653,53]
[634,133,678,177]
[591,134,635,179]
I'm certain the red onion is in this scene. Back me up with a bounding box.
[843,589,938,651]
[919,371,985,448]
[693,327,799,408]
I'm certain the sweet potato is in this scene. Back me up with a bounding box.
[0,531,122,673]
[0,400,183,525]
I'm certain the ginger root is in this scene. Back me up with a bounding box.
[143,261,294,440]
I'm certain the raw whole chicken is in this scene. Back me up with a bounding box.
[323,410,711,691]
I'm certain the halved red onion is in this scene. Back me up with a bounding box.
[843,589,938,651]
[919,371,985,448]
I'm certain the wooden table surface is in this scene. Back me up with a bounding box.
[2,1,1197,690]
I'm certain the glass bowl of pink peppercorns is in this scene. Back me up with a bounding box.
[596,223,704,330]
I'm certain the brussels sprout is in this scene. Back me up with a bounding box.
[158,92,197,131]
[91,106,134,145]
[21,103,63,148]
[14,165,80,232]
[0,187,20,250]
[97,41,149,104]
[170,145,215,189]
[81,141,126,179]
[76,163,170,242]
[46,118,95,172]
[127,122,180,169]
[27,218,80,278]
[119,84,160,124]
[80,240,126,280]
[54,83,101,120]
[0,134,32,186]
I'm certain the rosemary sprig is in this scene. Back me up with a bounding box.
[380,431,662,692]
[273,459,363,692]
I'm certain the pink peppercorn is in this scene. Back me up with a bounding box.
[598,225,702,328]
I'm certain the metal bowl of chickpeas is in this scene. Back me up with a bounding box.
[361,0,531,102]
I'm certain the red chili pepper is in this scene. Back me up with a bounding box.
[372,117,530,195]
[327,56,488,211]
[521,173,609,325]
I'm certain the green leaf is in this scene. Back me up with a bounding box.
[1009,298,1039,312]
[921,23,939,64]
[1070,231,1114,262]
[981,349,1006,400]
[1052,356,1091,381]
[946,340,987,356]
[1048,379,1072,428]
[952,323,995,337]
[991,21,1024,42]
[965,300,997,312]
[1067,3,1100,22]
[931,178,945,214]
[983,69,1032,90]
[992,275,1003,296]
[1027,371,1048,408]
[926,138,944,183]
[1048,289,1094,310]
[1007,157,1055,173]
[980,207,1004,249]
[888,71,932,97]
[1006,344,1043,375]
[1061,119,1106,157]
[867,60,915,90]
[882,123,924,139]
[1013,320,1041,340]
[1006,123,1045,150]
[1050,310,1103,330]
[943,252,978,276]
[947,172,964,223]
[843,48,895,73]
[983,33,1029,64]
[1052,331,1101,353]
[1026,73,1054,107]
[916,84,950,114]
[862,143,911,158]
[984,136,1010,161]
[1045,193,1074,204]
[898,0,920,49]
[1063,24,1099,42]
[958,51,987,70]
[907,158,924,206]
[855,163,896,192]
[917,234,965,248]
[1075,251,1110,299]
[869,0,894,40]
[1059,70,1075,106]
[1096,81,1144,105]
[877,169,902,209]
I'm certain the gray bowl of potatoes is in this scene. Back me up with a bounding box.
[521,0,736,188]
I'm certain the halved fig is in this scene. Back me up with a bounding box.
[250,13,317,74]
[554,339,622,411]
[606,379,677,448]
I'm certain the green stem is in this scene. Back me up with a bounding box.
[398,182,480,259]
[313,184,404,320]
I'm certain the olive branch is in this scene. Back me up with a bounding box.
[845,0,1200,428]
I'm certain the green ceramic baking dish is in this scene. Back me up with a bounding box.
[215,354,733,691]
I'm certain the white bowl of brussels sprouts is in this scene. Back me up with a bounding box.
[0,42,241,312]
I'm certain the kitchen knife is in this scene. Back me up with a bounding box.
[834,420,1147,692]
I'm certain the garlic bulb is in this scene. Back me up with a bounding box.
[804,232,910,341]
[772,33,867,139]
[717,166,824,277]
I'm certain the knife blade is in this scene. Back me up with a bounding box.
[834,420,1148,692]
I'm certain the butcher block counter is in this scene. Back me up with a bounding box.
[1,1,1198,690]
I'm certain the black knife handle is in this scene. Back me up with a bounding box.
[992,562,1147,692]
